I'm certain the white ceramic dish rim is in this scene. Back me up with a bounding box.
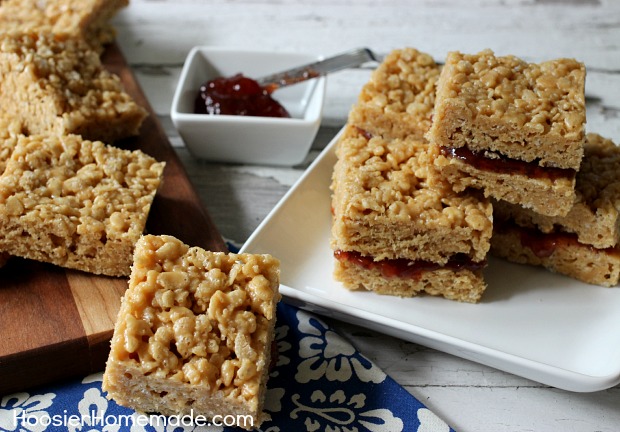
[171,46,325,125]
[241,128,620,393]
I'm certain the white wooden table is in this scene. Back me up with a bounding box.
[114,1,620,431]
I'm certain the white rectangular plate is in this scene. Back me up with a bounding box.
[241,129,620,392]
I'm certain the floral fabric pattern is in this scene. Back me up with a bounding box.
[0,303,455,432]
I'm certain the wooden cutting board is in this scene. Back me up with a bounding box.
[0,43,227,395]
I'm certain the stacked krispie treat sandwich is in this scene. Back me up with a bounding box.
[491,133,620,286]
[0,0,160,276]
[332,45,620,299]
[427,49,620,287]
[330,48,494,303]
[428,49,586,218]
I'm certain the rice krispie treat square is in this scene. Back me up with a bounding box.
[0,31,147,143]
[0,134,165,276]
[348,47,441,140]
[491,133,620,287]
[0,0,128,51]
[103,235,281,430]
[428,49,586,217]
[331,124,493,302]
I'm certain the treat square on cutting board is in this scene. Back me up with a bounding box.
[0,31,147,143]
[0,0,129,51]
[103,234,280,430]
[0,133,164,276]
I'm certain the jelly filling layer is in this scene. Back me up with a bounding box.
[334,250,486,280]
[494,220,614,258]
[440,146,575,181]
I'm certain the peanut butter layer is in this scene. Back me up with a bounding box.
[435,147,577,217]
[428,49,586,170]
[0,0,129,51]
[491,222,620,287]
[103,235,281,430]
[348,47,441,140]
[0,31,147,143]
[0,134,164,276]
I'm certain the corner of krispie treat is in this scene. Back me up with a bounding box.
[348,47,441,140]
[0,30,147,142]
[103,234,281,430]
[0,133,165,276]
[0,0,129,51]
[0,112,24,175]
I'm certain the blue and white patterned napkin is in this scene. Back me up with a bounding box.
[0,303,455,432]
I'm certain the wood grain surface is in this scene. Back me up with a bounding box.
[0,42,227,395]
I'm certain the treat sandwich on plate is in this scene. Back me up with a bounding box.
[491,133,620,287]
[428,49,586,218]
[347,47,440,141]
[331,46,620,299]
[103,235,281,431]
[330,48,494,303]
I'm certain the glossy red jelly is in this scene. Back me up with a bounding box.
[334,250,486,281]
[194,73,290,118]
[440,146,575,181]
[495,220,610,258]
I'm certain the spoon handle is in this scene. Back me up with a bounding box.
[256,47,378,93]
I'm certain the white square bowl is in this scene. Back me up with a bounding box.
[171,46,326,166]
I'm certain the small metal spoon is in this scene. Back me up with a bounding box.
[256,47,379,93]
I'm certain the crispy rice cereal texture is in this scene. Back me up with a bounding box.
[0,31,147,143]
[428,49,585,217]
[0,114,24,269]
[494,133,620,249]
[429,49,586,169]
[103,235,281,430]
[348,47,441,140]
[0,0,129,50]
[0,134,164,276]
[330,124,492,302]
[0,113,23,174]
